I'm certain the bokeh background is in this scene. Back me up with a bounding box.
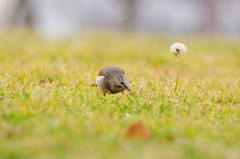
[1,0,240,37]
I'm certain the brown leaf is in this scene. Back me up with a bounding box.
[0,96,4,102]
[125,122,151,140]
[167,135,176,141]
[39,78,53,85]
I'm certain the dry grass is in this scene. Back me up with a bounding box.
[0,31,240,159]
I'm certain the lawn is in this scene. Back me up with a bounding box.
[0,31,240,159]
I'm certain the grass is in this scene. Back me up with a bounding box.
[0,30,240,159]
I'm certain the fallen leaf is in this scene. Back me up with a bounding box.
[167,135,176,141]
[125,122,151,140]
[0,96,4,102]
[39,78,53,85]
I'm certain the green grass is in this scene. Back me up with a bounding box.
[0,31,240,159]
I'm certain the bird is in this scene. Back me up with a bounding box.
[94,66,131,96]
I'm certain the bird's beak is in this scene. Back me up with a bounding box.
[125,86,131,92]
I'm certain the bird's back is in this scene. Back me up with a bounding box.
[99,66,125,78]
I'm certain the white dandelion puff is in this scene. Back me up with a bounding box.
[169,42,187,93]
[170,42,187,57]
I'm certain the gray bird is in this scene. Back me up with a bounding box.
[94,66,131,96]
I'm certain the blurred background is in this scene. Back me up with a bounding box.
[0,0,240,38]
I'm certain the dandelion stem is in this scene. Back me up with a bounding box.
[174,56,179,93]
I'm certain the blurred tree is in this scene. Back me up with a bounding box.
[203,0,217,33]
[10,0,33,28]
[121,0,137,31]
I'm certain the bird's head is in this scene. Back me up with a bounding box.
[112,74,131,92]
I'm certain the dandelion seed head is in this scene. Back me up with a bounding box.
[170,42,187,57]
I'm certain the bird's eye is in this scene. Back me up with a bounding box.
[121,82,124,85]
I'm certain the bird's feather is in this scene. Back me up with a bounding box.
[99,66,125,78]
